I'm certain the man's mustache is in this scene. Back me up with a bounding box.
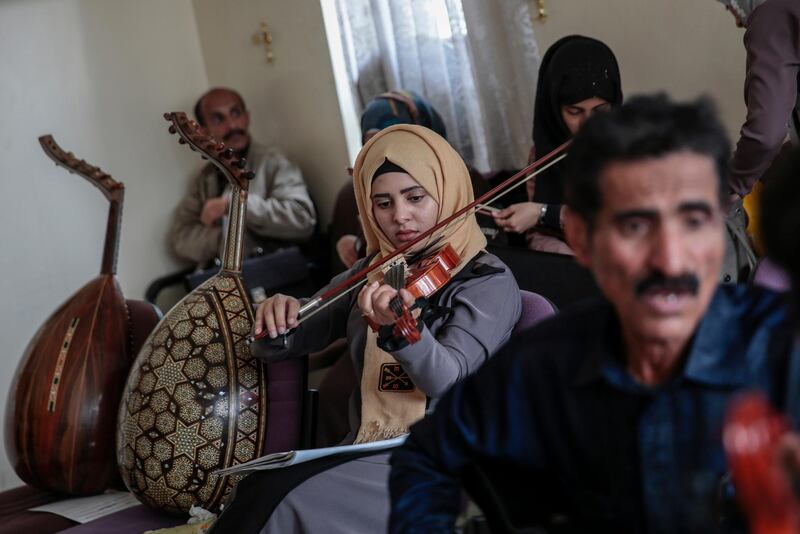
[223,129,247,142]
[634,272,700,297]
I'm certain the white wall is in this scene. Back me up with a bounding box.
[532,0,747,140]
[0,0,209,490]
[191,0,353,226]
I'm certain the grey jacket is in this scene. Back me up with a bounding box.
[169,142,317,265]
[252,252,522,442]
[730,0,800,196]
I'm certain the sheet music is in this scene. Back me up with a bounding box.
[28,490,140,523]
[214,435,407,476]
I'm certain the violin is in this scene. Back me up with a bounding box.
[363,243,461,344]
[723,392,800,534]
[248,140,570,345]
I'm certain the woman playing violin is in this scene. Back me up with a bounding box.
[210,124,521,533]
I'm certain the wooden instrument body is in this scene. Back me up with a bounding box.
[724,393,800,534]
[404,243,460,300]
[118,272,266,513]
[6,275,130,494]
[117,113,264,513]
[4,136,136,495]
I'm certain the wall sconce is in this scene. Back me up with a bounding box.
[252,22,275,63]
[536,0,547,22]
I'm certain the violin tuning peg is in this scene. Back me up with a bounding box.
[168,126,176,135]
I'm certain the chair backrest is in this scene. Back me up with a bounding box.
[752,257,791,293]
[488,244,600,310]
[513,290,556,336]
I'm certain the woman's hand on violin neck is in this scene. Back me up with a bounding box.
[492,202,543,234]
[254,293,300,339]
[358,281,415,325]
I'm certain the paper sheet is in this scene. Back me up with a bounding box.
[28,490,140,523]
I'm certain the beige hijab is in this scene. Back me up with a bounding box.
[351,124,486,443]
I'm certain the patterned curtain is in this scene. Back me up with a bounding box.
[336,0,541,173]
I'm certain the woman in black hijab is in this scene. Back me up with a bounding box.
[493,35,622,254]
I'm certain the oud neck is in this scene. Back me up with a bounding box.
[100,194,123,275]
[220,186,248,272]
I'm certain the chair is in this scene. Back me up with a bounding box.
[752,257,791,293]
[514,290,557,336]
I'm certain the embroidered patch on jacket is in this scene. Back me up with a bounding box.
[379,363,415,392]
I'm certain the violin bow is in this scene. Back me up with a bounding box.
[248,140,570,343]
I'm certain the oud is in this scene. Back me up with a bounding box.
[117,113,268,513]
[5,136,146,495]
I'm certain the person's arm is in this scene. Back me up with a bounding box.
[387,264,521,398]
[244,151,317,240]
[169,171,222,265]
[250,257,369,361]
[730,2,800,197]
[389,338,542,533]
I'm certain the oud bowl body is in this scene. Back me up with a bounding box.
[5,275,130,495]
[117,273,267,514]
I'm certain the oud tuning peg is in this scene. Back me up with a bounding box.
[168,126,176,135]
[236,158,247,169]
[243,171,255,180]
[163,113,172,120]
[216,142,225,151]
[178,138,186,145]
[223,148,234,159]
[201,155,208,160]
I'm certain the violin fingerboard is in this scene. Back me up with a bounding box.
[384,262,405,291]
[389,296,405,317]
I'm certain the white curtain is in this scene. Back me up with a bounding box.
[336,0,541,173]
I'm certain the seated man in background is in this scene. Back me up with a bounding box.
[389,95,800,533]
[169,87,316,267]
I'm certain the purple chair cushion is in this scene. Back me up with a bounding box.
[512,290,557,336]
[262,359,306,455]
[752,257,792,293]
